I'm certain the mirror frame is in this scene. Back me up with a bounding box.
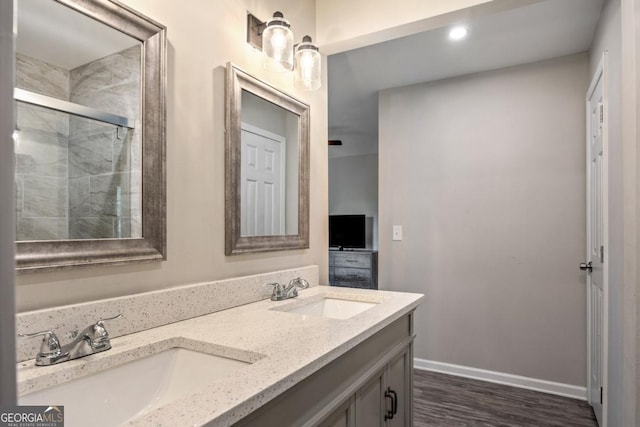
[16,0,167,272]
[225,63,310,255]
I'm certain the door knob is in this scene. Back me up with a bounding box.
[580,261,593,272]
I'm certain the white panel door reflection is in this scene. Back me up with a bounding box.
[240,123,285,236]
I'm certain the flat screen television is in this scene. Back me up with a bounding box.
[329,215,366,249]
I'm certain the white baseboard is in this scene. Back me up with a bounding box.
[414,358,587,401]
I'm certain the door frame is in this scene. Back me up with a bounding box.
[586,51,609,425]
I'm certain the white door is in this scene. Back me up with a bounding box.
[584,53,608,426]
[240,123,286,237]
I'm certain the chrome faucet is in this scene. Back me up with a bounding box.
[18,314,123,366]
[268,277,310,301]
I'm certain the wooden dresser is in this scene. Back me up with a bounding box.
[329,250,378,289]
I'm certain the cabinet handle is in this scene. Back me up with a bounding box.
[346,258,357,263]
[384,390,394,420]
[390,389,398,415]
[384,387,397,420]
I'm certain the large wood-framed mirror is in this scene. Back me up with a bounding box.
[225,63,310,255]
[14,0,166,272]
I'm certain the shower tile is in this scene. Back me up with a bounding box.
[69,217,115,239]
[129,216,142,238]
[15,129,68,178]
[69,130,114,178]
[69,114,113,136]
[130,131,142,172]
[69,177,91,218]
[72,81,140,120]
[130,170,142,218]
[15,175,23,219]
[17,103,69,137]
[16,54,70,100]
[114,217,136,238]
[22,176,67,218]
[70,60,113,98]
[90,172,132,217]
[113,130,133,172]
[110,45,141,85]
[17,218,68,241]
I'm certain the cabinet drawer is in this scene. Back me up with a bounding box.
[332,280,373,289]
[334,267,371,284]
[333,252,371,268]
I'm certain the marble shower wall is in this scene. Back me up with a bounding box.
[69,45,142,239]
[15,54,70,240]
[14,46,141,241]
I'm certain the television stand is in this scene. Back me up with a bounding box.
[328,249,378,290]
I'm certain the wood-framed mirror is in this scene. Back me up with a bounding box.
[225,63,310,255]
[14,0,166,272]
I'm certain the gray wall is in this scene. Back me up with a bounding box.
[328,153,378,249]
[0,0,16,404]
[378,53,589,386]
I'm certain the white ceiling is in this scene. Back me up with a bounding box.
[16,0,139,70]
[327,0,604,158]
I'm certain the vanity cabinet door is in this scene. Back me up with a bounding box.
[385,348,411,427]
[355,370,384,427]
[318,398,353,427]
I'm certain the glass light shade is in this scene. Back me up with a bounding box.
[294,36,321,91]
[262,13,294,72]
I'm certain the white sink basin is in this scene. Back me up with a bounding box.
[284,297,378,319]
[19,347,251,427]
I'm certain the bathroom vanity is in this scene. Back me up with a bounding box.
[232,310,412,426]
[16,274,423,427]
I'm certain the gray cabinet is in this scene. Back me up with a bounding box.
[322,346,411,427]
[355,370,384,426]
[329,250,378,289]
[232,313,414,427]
[385,348,411,426]
[318,399,352,427]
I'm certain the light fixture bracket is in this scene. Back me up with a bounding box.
[247,13,267,50]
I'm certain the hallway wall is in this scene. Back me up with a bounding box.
[379,53,589,386]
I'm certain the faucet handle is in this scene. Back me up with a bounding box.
[266,282,285,300]
[91,314,122,349]
[266,282,283,291]
[96,313,123,328]
[18,330,61,357]
[289,277,310,289]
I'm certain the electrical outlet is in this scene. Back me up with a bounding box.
[392,225,402,241]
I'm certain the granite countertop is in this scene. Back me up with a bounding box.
[16,285,424,426]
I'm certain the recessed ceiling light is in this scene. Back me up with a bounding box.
[449,26,468,41]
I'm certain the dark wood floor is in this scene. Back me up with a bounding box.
[414,369,599,427]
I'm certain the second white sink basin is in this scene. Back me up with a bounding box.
[283,297,378,319]
[20,347,252,427]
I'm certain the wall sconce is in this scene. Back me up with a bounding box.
[294,36,321,91]
[247,11,322,90]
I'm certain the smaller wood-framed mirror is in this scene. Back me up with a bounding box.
[225,63,310,255]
